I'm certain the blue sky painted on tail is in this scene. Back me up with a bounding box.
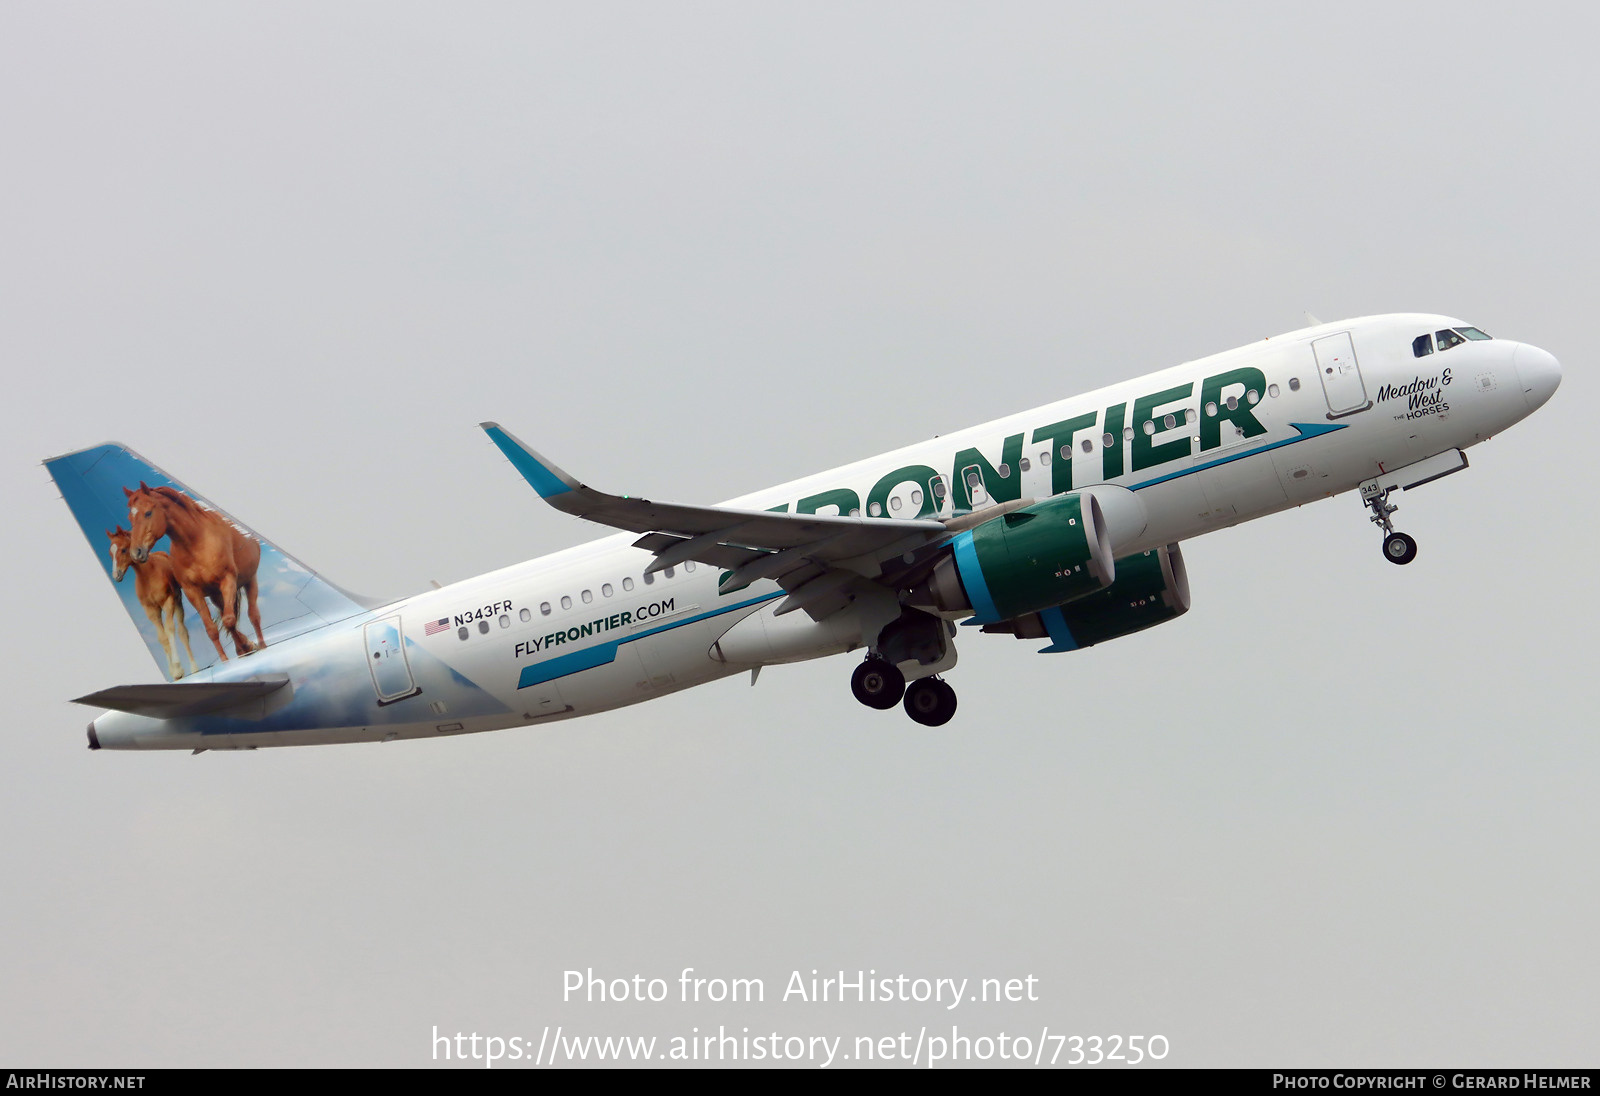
[46,443,368,678]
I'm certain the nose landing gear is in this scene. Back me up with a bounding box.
[850,656,958,725]
[1362,483,1418,565]
[1383,531,1418,565]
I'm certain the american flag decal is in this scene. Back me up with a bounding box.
[424,617,451,636]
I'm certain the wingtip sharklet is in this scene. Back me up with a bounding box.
[479,422,578,500]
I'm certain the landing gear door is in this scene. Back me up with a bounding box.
[1312,332,1372,418]
[365,615,421,705]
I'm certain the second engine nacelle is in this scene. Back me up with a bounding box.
[910,492,1115,623]
[981,542,1191,651]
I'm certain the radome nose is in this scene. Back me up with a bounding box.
[1514,343,1561,413]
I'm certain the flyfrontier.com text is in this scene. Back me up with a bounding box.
[561,968,1041,1010]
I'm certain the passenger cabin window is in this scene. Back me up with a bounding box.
[1436,329,1466,352]
[1413,334,1433,357]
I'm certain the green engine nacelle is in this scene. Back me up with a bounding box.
[980,543,1191,652]
[921,493,1116,623]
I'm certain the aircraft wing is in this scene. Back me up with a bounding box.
[482,422,957,619]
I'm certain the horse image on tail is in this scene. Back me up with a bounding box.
[125,482,266,662]
[107,527,199,680]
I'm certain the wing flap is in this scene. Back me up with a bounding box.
[631,532,765,571]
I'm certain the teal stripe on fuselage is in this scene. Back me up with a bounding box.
[517,591,783,689]
[1129,422,1346,491]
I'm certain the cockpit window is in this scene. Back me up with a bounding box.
[1412,334,1433,358]
[1455,326,1492,341]
[1436,329,1466,352]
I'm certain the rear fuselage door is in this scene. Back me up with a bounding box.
[365,615,421,705]
[1312,332,1372,417]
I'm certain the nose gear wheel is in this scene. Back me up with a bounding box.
[1362,484,1418,566]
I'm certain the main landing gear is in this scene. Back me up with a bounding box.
[850,657,958,726]
[1362,483,1418,565]
[850,657,903,710]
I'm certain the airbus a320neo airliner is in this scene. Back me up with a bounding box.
[49,314,1560,751]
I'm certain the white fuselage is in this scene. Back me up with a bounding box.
[90,314,1561,749]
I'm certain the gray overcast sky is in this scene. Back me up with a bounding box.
[3,2,1596,1068]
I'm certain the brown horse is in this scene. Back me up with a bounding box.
[125,482,266,662]
[107,527,199,680]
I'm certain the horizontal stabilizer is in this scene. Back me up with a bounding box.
[74,676,293,721]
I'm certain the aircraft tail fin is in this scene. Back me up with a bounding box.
[45,442,378,681]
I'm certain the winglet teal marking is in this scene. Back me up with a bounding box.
[480,423,574,499]
[1130,422,1347,491]
[1038,606,1079,653]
